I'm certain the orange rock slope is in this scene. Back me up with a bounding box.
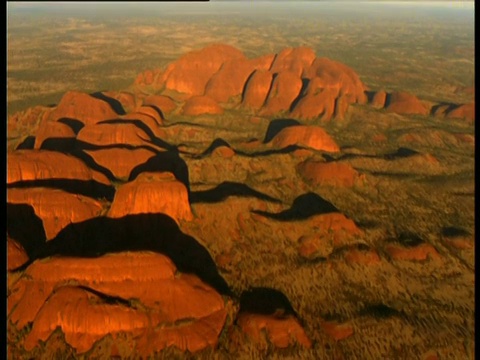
[9,252,228,355]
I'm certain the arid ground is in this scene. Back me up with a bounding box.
[7,2,475,359]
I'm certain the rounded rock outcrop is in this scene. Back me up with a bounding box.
[182,95,224,116]
[107,172,193,223]
[269,125,340,153]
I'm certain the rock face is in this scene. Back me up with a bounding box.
[84,147,157,181]
[269,125,340,153]
[446,103,475,122]
[48,91,120,126]
[205,57,261,103]
[163,44,246,96]
[108,172,193,223]
[182,95,224,116]
[7,150,110,186]
[297,160,361,187]
[270,47,316,77]
[370,90,387,108]
[34,120,76,149]
[8,252,227,355]
[260,71,303,115]
[142,95,177,114]
[76,123,157,149]
[242,70,274,110]
[130,45,368,120]
[385,91,429,115]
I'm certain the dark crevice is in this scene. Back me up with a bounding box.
[90,92,126,116]
[289,78,310,112]
[57,117,85,134]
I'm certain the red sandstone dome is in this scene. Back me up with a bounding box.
[163,44,246,96]
[182,96,223,116]
[446,103,475,122]
[76,122,158,149]
[47,91,120,126]
[142,94,177,114]
[84,147,157,181]
[297,160,362,187]
[101,91,140,113]
[290,87,337,120]
[269,125,340,153]
[34,119,76,149]
[241,70,274,110]
[204,53,274,104]
[107,172,193,223]
[182,95,224,116]
[8,252,227,355]
[260,71,303,116]
[370,90,387,108]
[270,46,316,78]
[385,91,429,115]
[7,150,110,186]
[304,57,367,104]
[7,188,104,240]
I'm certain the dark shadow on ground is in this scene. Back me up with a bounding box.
[441,226,470,238]
[251,192,339,221]
[90,92,126,115]
[24,213,231,296]
[15,136,36,150]
[239,287,297,317]
[358,303,402,319]
[383,147,419,160]
[129,150,190,192]
[190,181,281,204]
[38,139,117,181]
[395,231,425,247]
[263,118,301,143]
[7,179,115,201]
[364,90,376,104]
[196,138,234,158]
[7,203,47,261]
[239,144,303,158]
[384,92,392,108]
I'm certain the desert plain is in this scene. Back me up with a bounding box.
[6,2,475,359]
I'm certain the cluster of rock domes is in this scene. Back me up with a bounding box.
[7,44,473,358]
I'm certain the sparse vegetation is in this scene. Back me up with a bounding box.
[7,2,474,360]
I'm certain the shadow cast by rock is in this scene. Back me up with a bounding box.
[190,181,282,204]
[239,287,297,317]
[90,92,126,116]
[23,213,232,296]
[252,192,339,221]
[7,203,47,261]
[263,118,301,143]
